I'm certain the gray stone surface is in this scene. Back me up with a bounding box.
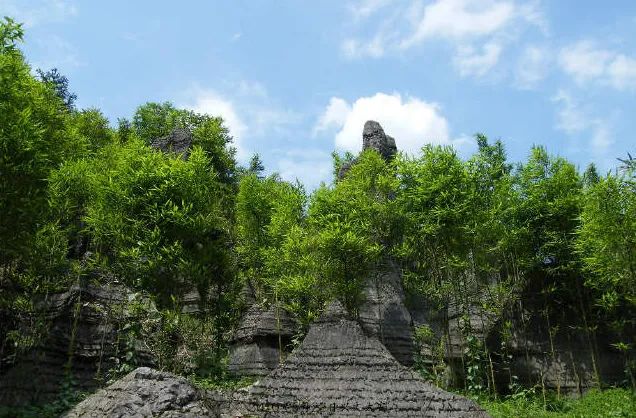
[65,367,211,418]
[228,303,296,377]
[363,120,397,161]
[411,298,497,362]
[487,284,627,394]
[337,120,397,180]
[407,272,627,394]
[0,281,155,406]
[336,159,355,180]
[150,128,193,158]
[359,259,415,366]
[228,301,489,417]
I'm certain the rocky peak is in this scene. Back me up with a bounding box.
[150,128,193,158]
[338,121,398,180]
[362,120,397,160]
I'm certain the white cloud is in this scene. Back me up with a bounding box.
[31,35,83,71]
[314,98,352,134]
[276,149,333,190]
[400,0,515,48]
[552,90,613,152]
[559,41,612,83]
[344,0,544,55]
[552,90,587,134]
[347,0,395,20]
[607,54,636,90]
[514,45,550,89]
[559,40,636,90]
[453,42,502,77]
[342,0,547,80]
[0,0,78,27]
[183,89,249,160]
[182,81,300,163]
[315,92,452,155]
[341,36,386,59]
[590,123,612,151]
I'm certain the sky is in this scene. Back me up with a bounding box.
[3,0,635,189]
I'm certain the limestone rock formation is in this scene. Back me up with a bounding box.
[150,128,193,158]
[486,278,627,394]
[65,367,211,418]
[410,291,498,384]
[363,120,397,160]
[227,303,296,377]
[0,280,155,406]
[358,259,415,366]
[337,120,397,180]
[228,301,489,417]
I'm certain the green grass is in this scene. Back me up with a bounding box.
[477,388,636,418]
[189,374,256,391]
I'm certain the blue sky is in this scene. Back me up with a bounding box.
[3,0,635,188]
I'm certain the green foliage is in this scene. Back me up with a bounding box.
[0,20,243,398]
[248,153,265,176]
[235,150,400,320]
[0,17,86,261]
[2,19,634,412]
[69,108,114,151]
[302,150,398,312]
[36,67,77,110]
[478,388,636,418]
[236,172,306,283]
[189,375,255,391]
[0,17,23,52]
[49,139,233,306]
[331,150,355,180]
[132,102,236,183]
[395,145,472,299]
[577,172,636,309]
[514,146,582,277]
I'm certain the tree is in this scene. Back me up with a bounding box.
[48,139,234,309]
[513,146,582,277]
[248,154,265,177]
[69,108,114,151]
[36,68,77,110]
[394,145,471,299]
[132,102,237,184]
[583,163,600,188]
[0,18,85,263]
[577,173,636,309]
[235,173,305,291]
[304,150,398,311]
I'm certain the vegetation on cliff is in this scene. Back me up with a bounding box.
[0,17,634,417]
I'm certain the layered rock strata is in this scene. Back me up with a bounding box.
[227,303,296,377]
[0,281,155,406]
[65,367,210,418]
[229,301,489,417]
[150,128,193,158]
[359,259,415,366]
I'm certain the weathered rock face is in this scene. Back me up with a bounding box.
[337,120,397,180]
[486,278,627,395]
[228,301,489,417]
[0,281,155,406]
[407,271,628,394]
[227,303,296,377]
[150,128,193,158]
[358,259,415,366]
[65,367,212,418]
[363,120,397,161]
[410,292,498,364]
